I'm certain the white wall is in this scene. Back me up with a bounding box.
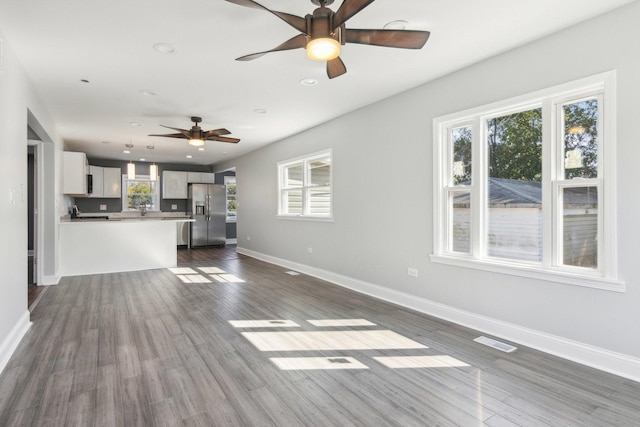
[0,30,63,372]
[217,2,640,379]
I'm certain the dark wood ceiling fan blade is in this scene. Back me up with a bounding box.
[345,29,430,49]
[333,0,376,29]
[208,135,240,143]
[225,0,306,33]
[148,133,188,139]
[236,34,307,61]
[159,124,189,133]
[327,56,347,79]
[204,128,232,137]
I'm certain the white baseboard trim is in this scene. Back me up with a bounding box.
[0,311,31,375]
[237,246,640,383]
[41,274,60,286]
[226,238,238,245]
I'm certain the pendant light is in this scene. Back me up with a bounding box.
[127,161,136,179]
[149,163,158,181]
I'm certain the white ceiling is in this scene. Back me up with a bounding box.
[0,0,633,165]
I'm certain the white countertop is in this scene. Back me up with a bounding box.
[60,213,194,223]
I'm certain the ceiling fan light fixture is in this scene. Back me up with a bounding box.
[188,138,205,146]
[306,37,340,61]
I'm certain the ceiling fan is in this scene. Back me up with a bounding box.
[149,116,240,146]
[225,0,430,79]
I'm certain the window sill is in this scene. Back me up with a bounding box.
[277,215,334,223]
[430,254,624,293]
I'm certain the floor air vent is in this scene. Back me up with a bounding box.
[473,336,517,353]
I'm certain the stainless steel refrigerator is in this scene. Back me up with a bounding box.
[187,184,226,247]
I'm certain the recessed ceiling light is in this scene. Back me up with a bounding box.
[383,20,408,30]
[129,122,142,127]
[300,78,318,86]
[254,108,267,114]
[186,155,193,159]
[123,150,131,154]
[198,147,205,151]
[139,90,156,96]
[153,43,175,54]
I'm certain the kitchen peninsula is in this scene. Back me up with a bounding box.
[59,215,194,276]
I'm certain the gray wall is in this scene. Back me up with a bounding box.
[0,26,64,370]
[216,0,640,368]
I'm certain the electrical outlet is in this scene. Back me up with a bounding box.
[99,204,107,211]
[408,268,418,277]
[307,247,313,254]
[171,204,177,210]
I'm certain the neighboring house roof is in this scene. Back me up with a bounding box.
[453,178,596,207]
[490,178,541,205]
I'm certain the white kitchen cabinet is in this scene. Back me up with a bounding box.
[103,167,121,198]
[187,171,215,184]
[88,166,121,198]
[163,170,188,199]
[89,165,104,197]
[63,151,89,195]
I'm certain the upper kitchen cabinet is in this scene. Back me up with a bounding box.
[63,151,89,195]
[103,167,121,197]
[89,165,121,198]
[187,172,215,184]
[163,170,188,199]
[89,165,104,197]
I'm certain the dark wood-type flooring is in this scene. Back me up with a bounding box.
[2,246,639,426]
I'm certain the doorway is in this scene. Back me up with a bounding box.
[27,142,43,307]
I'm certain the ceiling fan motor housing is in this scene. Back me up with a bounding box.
[308,7,339,42]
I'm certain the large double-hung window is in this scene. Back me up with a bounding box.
[432,72,621,291]
[278,150,332,220]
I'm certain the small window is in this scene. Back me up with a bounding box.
[122,175,159,212]
[278,150,332,220]
[225,175,237,222]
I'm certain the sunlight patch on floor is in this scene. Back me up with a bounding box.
[168,266,246,284]
[242,330,428,352]
[271,357,369,370]
[307,319,377,327]
[176,274,212,283]
[198,267,226,274]
[230,320,301,328]
[169,267,198,274]
[373,355,470,369]
[219,274,245,283]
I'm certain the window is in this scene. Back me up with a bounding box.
[433,72,620,291]
[225,175,237,222]
[122,175,160,212]
[278,150,332,220]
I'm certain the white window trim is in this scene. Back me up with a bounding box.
[432,71,622,292]
[224,175,237,223]
[121,174,161,212]
[277,149,333,221]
